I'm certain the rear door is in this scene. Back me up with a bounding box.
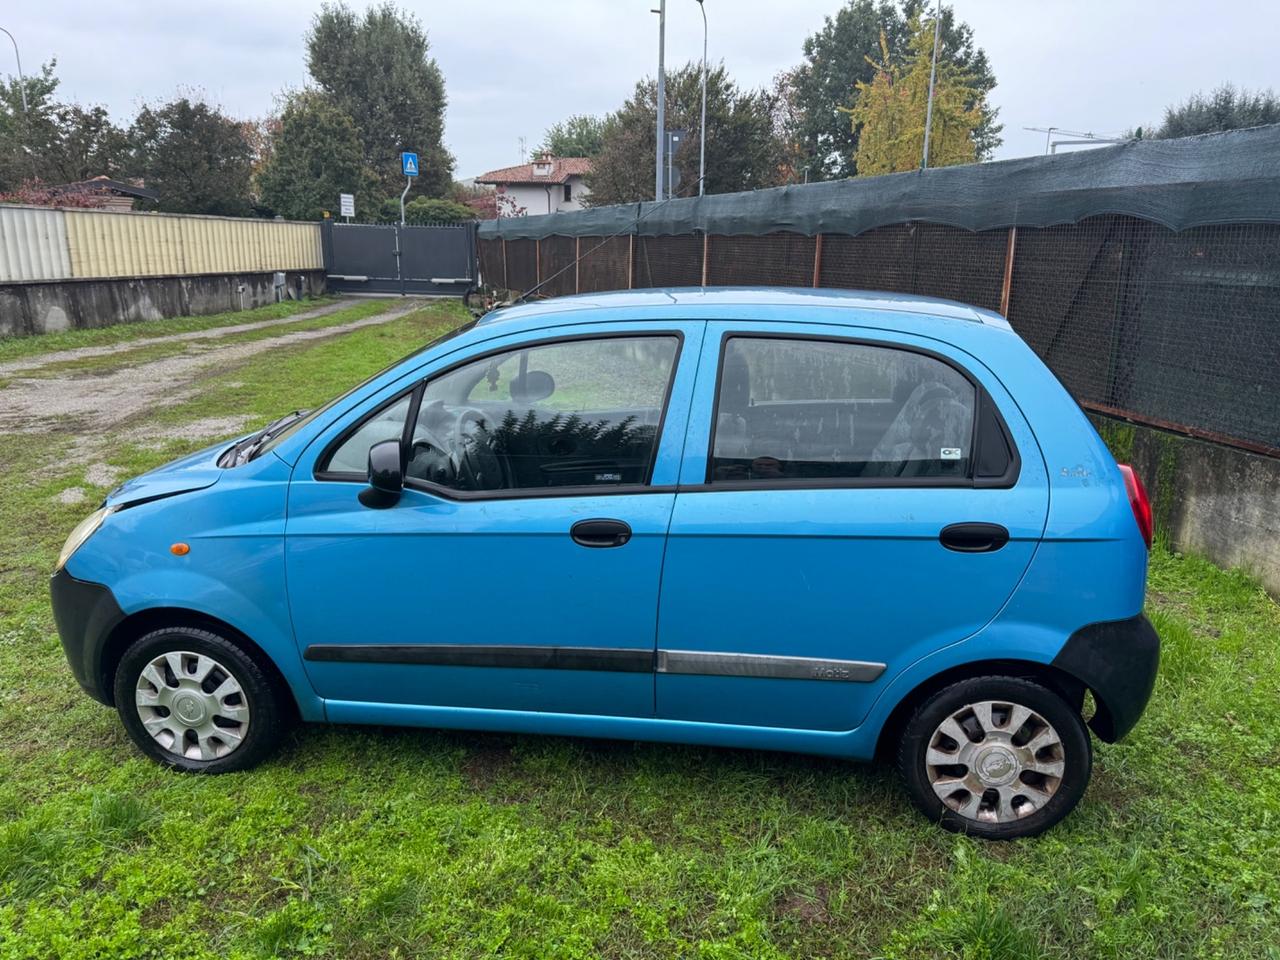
[656,321,1048,732]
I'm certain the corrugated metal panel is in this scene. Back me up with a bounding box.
[63,210,323,278]
[0,206,72,282]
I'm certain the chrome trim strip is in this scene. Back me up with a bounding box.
[657,649,886,683]
[304,644,887,683]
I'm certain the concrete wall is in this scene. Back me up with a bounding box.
[1093,414,1280,597]
[0,271,326,336]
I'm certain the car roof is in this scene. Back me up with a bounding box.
[476,287,1014,332]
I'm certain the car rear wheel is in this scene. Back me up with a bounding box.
[113,626,286,773]
[898,676,1091,839]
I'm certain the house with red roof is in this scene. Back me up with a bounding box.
[474,154,592,217]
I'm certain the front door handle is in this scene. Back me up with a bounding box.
[571,518,632,548]
[939,522,1010,553]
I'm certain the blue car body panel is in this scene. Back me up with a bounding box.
[55,288,1153,757]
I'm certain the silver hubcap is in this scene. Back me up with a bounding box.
[925,699,1065,823]
[135,651,250,761]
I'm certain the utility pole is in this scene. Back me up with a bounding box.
[920,0,942,170]
[654,1,666,201]
[0,27,26,114]
[696,0,707,196]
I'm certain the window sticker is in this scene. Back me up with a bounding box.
[940,447,963,460]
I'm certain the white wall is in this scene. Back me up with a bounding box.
[498,176,590,217]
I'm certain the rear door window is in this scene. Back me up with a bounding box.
[709,336,976,483]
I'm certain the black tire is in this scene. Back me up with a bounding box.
[113,626,287,773]
[898,675,1091,840]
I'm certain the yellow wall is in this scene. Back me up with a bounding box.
[61,210,323,279]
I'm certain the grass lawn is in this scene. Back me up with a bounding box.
[1,302,1277,959]
[0,298,337,366]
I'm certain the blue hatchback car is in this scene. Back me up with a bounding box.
[52,289,1159,838]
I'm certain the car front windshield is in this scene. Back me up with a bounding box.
[254,319,478,458]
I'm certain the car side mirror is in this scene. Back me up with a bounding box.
[360,438,403,508]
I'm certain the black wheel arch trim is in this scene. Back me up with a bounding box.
[50,568,127,706]
[1051,613,1160,743]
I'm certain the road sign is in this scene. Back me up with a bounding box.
[401,152,419,177]
[339,193,355,218]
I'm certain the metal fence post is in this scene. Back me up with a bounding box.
[502,237,508,290]
[701,232,710,287]
[812,234,824,288]
[627,234,634,289]
[535,238,542,290]
[575,237,581,294]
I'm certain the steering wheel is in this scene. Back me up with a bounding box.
[452,407,507,490]
[406,400,462,485]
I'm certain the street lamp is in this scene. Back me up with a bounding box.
[0,26,27,114]
[695,0,707,196]
[920,0,941,170]
[652,1,666,202]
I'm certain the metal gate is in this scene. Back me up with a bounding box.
[322,220,477,296]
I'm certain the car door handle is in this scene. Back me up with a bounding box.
[570,518,632,548]
[939,522,1010,553]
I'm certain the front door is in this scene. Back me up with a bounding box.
[656,323,1049,732]
[286,324,702,718]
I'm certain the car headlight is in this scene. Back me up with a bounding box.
[56,505,115,573]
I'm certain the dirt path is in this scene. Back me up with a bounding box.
[0,299,424,437]
[0,299,371,378]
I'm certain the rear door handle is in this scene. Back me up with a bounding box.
[571,518,632,548]
[939,522,1009,553]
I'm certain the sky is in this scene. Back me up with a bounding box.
[4,0,1279,179]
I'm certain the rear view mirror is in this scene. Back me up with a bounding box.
[360,439,403,508]
[510,370,555,403]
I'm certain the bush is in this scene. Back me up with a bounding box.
[376,196,475,224]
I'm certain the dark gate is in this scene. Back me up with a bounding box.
[322,220,477,296]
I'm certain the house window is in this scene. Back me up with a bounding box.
[563,183,572,202]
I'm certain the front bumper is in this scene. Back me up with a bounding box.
[50,568,126,706]
[1051,613,1160,742]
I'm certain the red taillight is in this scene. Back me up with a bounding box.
[1118,464,1153,549]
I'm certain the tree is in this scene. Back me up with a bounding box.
[785,0,998,181]
[257,90,365,220]
[307,2,453,199]
[586,63,783,206]
[845,17,985,176]
[1150,84,1280,139]
[538,114,608,157]
[129,98,255,215]
[1,61,129,191]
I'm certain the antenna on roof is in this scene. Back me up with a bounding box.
[513,173,706,304]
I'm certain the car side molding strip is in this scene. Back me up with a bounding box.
[304,643,653,673]
[304,643,886,683]
[658,649,886,683]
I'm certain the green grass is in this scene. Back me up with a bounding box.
[0,297,337,366]
[1,303,1278,958]
[8,299,397,379]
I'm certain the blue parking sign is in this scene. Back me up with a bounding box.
[401,152,419,177]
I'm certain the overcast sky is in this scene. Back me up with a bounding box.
[6,1,1278,179]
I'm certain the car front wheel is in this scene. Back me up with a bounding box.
[113,626,286,773]
[898,675,1091,839]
